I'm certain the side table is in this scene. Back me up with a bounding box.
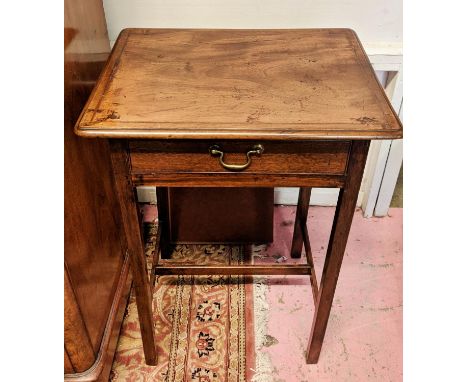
[75,28,403,365]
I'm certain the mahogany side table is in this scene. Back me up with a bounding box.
[75,28,402,365]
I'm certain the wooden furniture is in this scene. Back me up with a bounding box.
[168,187,273,243]
[64,0,133,380]
[75,28,402,365]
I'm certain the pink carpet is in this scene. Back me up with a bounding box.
[251,206,402,381]
[140,204,403,381]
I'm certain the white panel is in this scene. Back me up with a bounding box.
[361,139,392,217]
[103,0,402,47]
[386,70,404,111]
[374,101,403,216]
[359,140,382,211]
[274,187,299,205]
[310,188,340,206]
[359,60,402,216]
[374,70,389,87]
[274,187,339,206]
[136,186,157,203]
[374,139,403,216]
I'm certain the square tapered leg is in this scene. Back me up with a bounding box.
[109,140,157,366]
[290,187,312,258]
[306,141,369,364]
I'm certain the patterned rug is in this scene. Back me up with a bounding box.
[110,206,403,381]
[110,224,259,382]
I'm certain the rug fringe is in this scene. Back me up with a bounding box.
[251,276,274,382]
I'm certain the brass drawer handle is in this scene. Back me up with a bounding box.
[209,144,264,171]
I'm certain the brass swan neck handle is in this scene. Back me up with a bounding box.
[209,144,264,171]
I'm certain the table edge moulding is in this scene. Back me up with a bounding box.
[75,28,402,141]
[74,28,402,366]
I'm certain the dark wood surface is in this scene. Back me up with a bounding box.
[129,140,350,175]
[168,188,273,243]
[302,223,320,304]
[306,140,370,363]
[137,140,371,365]
[156,187,172,259]
[132,173,346,188]
[290,186,320,304]
[64,267,95,370]
[75,28,402,140]
[290,187,312,258]
[155,264,312,275]
[128,138,351,189]
[65,350,74,374]
[73,27,402,366]
[109,140,157,365]
[65,254,132,382]
[64,0,132,378]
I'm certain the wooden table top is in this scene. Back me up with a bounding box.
[75,28,402,140]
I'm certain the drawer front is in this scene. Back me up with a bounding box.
[129,140,350,176]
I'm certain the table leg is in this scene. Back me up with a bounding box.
[109,140,157,366]
[306,140,369,364]
[156,187,172,259]
[290,187,312,258]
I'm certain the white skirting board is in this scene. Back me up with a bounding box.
[136,186,340,206]
[136,186,157,204]
[274,187,339,206]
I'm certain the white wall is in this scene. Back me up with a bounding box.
[103,0,403,208]
[103,0,402,49]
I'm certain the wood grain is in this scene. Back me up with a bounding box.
[306,140,370,364]
[75,28,402,140]
[302,223,320,304]
[65,253,132,382]
[71,27,403,368]
[290,187,312,258]
[65,0,131,377]
[129,140,350,175]
[156,187,172,259]
[168,187,273,243]
[132,173,346,188]
[109,140,157,365]
[65,350,74,374]
[64,267,95,371]
[154,264,312,276]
